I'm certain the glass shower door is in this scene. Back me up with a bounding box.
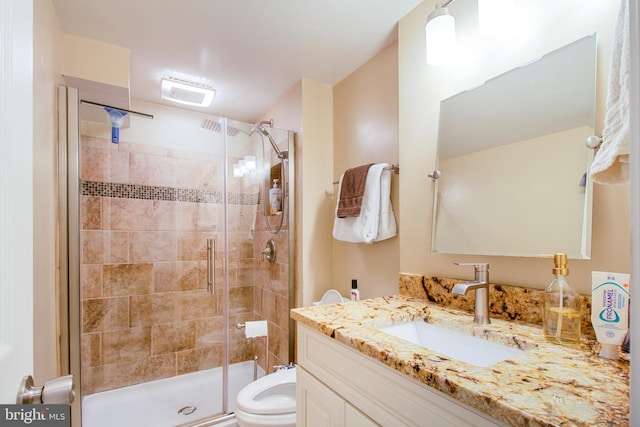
[75,104,232,425]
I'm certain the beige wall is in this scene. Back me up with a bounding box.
[33,0,64,383]
[259,79,336,308]
[62,33,130,89]
[299,80,334,306]
[259,82,303,310]
[332,42,400,299]
[399,1,629,294]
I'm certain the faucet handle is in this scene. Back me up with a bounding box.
[454,262,489,272]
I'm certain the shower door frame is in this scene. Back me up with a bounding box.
[58,85,81,423]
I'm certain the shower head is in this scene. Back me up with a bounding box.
[251,120,288,160]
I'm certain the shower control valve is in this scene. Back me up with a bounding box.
[261,239,276,263]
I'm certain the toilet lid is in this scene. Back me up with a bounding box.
[236,367,296,415]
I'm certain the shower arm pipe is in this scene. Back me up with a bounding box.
[80,99,154,119]
[252,119,288,160]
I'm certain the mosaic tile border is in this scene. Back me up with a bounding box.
[81,180,259,205]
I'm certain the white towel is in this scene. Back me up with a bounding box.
[333,163,397,243]
[590,0,630,184]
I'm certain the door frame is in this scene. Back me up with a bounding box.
[58,85,82,423]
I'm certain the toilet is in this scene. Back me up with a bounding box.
[235,289,345,426]
[235,366,297,427]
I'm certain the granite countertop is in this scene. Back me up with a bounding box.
[290,295,629,427]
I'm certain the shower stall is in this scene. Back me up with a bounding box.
[59,87,295,426]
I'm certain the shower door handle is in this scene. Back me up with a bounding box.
[207,239,215,294]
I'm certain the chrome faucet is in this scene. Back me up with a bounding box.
[452,262,491,324]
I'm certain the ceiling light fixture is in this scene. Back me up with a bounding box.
[160,75,216,107]
[425,1,456,65]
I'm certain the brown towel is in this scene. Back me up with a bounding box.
[337,163,374,218]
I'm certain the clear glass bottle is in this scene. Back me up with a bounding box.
[543,253,581,345]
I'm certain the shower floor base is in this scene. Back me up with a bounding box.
[82,361,261,427]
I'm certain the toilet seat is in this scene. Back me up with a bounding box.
[235,367,296,416]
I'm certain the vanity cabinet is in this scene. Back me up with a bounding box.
[297,367,378,426]
[296,323,506,427]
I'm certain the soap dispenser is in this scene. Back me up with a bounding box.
[269,179,282,215]
[543,253,581,345]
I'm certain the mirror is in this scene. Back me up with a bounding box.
[431,34,596,259]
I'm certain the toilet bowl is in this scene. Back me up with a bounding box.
[235,367,296,427]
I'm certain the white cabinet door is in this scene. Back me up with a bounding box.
[297,367,345,427]
[345,403,379,427]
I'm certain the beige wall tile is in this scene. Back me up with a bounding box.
[103,263,153,296]
[229,286,253,315]
[82,297,129,333]
[105,231,129,263]
[81,196,102,230]
[152,200,178,231]
[80,333,101,367]
[102,327,152,364]
[82,354,176,394]
[119,140,168,157]
[194,203,218,231]
[105,198,153,230]
[196,317,225,348]
[154,261,200,292]
[176,158,217,190]
[130,231,177,262]
[177,231,213,261]
[81,145,108,181]
[130,291,219,327]
[152,321,196,355]
[108,149,129,183]
[129,152,176,187]
[82,230,104,264]
[228,340,254,366]
[80,264,103,299]
[176,345,222,375]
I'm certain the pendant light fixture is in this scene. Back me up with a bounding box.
[425,1,456,65]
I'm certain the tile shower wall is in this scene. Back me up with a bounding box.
[253,198,290,369]
[252,140,291,370]
[80,135,261,395]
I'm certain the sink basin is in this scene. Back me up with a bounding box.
[378,321,524,367]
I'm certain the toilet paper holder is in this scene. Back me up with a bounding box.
[236,321,270,373]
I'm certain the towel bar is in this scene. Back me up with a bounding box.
[333,163,399,185]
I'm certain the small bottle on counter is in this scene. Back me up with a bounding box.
[543,253,581,345]
[350,279,360,301]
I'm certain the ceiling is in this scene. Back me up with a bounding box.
[51,0,422,124]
